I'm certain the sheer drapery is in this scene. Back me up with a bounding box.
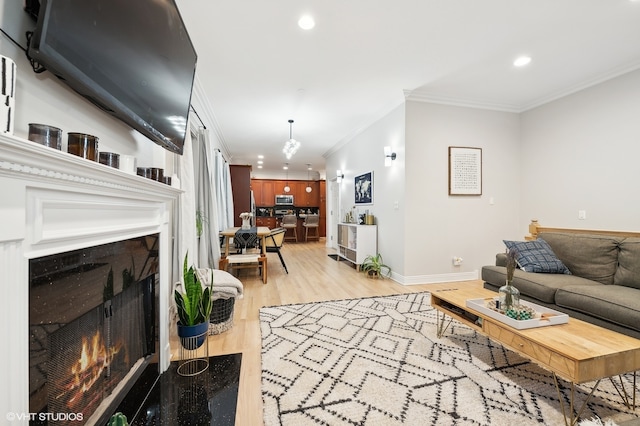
[174,121,233,275]
[193,127,222,269]
[174,124,198,284]
[215,149,234,231]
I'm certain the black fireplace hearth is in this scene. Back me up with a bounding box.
[115,353,242,426]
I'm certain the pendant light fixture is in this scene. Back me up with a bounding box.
[306,164,312,193]
[283,119,301,159]
[283,163,291,193]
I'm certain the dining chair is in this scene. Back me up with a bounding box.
[302,215,320,242]
[220,228,267,283]
[264,227,288,273]
[281,214,298,242]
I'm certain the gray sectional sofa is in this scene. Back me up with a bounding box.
[482,227,640,339]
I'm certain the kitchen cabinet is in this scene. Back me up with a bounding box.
[255,217,277,228]
[319,180,326,237]
[294,181,320,206]
[252,179,276,206]
[253,179,320,207]
[230,165,252,227]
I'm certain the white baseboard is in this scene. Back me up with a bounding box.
[390,270,479,286]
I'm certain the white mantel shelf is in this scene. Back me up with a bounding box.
[0,133,181,420]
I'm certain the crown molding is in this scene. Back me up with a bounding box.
[323,96,405,158]
[405,60,640,114]
[191,76,232,160]
[519,60,640,112]
[403,89,521,113]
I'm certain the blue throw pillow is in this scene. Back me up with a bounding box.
[503,239,572,274]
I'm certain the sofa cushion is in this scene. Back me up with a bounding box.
[503,239,571,274]
[538,232,621,285]
[613,237,640,290]
[482,265,598,304]
[555,285,640,333]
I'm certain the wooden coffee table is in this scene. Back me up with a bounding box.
[431,284,640,426]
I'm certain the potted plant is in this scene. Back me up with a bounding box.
[361,253,391,279]
[196,210,207,238]
[107,412,129,426]
[174,252,213,349]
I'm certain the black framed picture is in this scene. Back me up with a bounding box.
[354,171,373,205]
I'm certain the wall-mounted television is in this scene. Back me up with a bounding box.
[27,0,197,155]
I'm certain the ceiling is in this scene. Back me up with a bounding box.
[176,0,640,175]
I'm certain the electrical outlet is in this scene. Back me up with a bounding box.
[578,210,586,220]
[452,256,463,266]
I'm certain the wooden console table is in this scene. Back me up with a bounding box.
[431,284,640,425]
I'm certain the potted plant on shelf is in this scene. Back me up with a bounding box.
[174,252,213,350]
[361,253,391,279]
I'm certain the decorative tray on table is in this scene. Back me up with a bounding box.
[466,298,569,330]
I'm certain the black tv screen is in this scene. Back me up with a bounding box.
[28,0,197,155]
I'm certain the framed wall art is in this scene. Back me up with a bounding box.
[448,146,482,195]
[354,171,373,205]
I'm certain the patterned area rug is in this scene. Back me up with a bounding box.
[260,292,637,425]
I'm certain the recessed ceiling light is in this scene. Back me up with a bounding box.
[298,15,315,30]
[257,160,263,164]
[513,56,532,67]
[258,155,264,159]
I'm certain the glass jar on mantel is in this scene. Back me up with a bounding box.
[498,280,520,312]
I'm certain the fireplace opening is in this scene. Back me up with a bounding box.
[29,235,160,425]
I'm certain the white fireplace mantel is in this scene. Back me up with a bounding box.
[0,133,181,419]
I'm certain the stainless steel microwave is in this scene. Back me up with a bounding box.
[275,194,294,205]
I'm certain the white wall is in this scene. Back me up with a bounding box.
[325,104,406,277]
[325,102,521,283]
[520,69,640,231]
[404,102,521,281]
[334,69,640,285]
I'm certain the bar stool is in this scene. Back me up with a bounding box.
[303,215,320,242]
[281,214,298,242]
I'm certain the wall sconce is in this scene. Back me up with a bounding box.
[336,170,344,183]
[384,146,397,167]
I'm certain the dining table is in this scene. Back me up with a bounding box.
[219,226,272,256]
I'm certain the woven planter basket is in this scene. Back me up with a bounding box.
[209,296,235,335]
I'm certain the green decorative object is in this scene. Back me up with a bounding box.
[174,252,213,326]
[361,253,391,279]
[504,304,536,321]
[107,412,129,426]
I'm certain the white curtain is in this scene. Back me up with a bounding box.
[215,149,234,230]
[174,119,233,275]
[194,127,222,269]
[174,124,198,283]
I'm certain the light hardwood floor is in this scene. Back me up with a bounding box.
[170,239,482,426]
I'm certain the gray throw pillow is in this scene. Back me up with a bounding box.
[503,239,572,274]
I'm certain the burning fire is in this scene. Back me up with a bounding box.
[64,330,122,405]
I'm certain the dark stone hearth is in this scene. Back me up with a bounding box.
[116,353,242,426]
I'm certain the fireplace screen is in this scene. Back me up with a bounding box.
[29,235,159,425]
